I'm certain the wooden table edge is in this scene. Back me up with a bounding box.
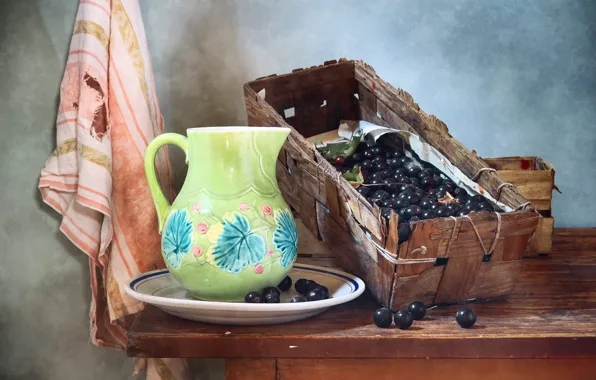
[127,335,596,359]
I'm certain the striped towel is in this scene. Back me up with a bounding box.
[39,1,189,378]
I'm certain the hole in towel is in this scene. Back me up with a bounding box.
[284,107,295,119]
[257,88,266,100]
[320,99,327,107]
[376,112,383,120]
[354,93,359,99]
[83,74,108,141]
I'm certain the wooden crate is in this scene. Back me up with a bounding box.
[484,156,557,254]
[244,59,539,309]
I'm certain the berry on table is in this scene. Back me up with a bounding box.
[394,310,414,330]
[244,291,262,303]
[277,276,292,291]
[373,308,393,328]
[456,307,477,328]
[407,301,427,320]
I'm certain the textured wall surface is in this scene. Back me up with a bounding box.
[1,0,595,379]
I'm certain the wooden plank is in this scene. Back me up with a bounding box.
[357,82,377,112]
[467,260,523,299]
[527,216,554,254]
[390,267,445,308]
[225,359,276,380]
[277,359,596,380]
[495,170,553,209]
[247,61,355,94]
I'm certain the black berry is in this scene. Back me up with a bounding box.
[456,308,477,328]
[406,193,422,205]
[372,190,390,201]
[244,291,262,303]
[405,205,422,218]
[307,286,328,301]
[295,279,310,294]
[263,287,280,297]
[263,291,280,303]
[407,301,427,320]
[290,295,307,303]
[357,186,371,197]
[422,209,436,219]
[394,310,414,330]
[477,202,494,211]
[373,308,393,328]
[277,276,292,291]
[398,223,411,244]
[351,152,364,162]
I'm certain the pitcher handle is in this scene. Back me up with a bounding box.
[144,133,188,233]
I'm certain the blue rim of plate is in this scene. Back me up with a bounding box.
[130,264,360,292]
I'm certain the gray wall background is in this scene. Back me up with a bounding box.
[1,0,594,379]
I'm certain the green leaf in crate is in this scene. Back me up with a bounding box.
[342,166,364,186]
[315,132,362,161]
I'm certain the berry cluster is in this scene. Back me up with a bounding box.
[244,276,330,304]
[333,142,499,244]
[373,301,477,329]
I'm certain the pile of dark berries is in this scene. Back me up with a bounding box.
[373,300,425,329]
[333,142,499,244]
[244,276,330,304]
[373,301,477,329]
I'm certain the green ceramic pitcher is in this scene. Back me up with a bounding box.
[144,126,297,301]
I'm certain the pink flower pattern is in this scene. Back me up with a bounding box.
[192,203,201,212]
[239,203,249,211]
[267,248,273,256]
[261,204,272,216]
[196,222,208,234]
[192,246,203,256]
[254,264,264,274]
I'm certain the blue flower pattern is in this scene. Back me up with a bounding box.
[212,214,266,273]
[273,210,298,268]
[162,210,193,269]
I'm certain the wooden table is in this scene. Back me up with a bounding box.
[127,229,596,379]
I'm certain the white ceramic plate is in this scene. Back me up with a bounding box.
[125,264,365,325]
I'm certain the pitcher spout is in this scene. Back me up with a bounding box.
[182,127,290,199]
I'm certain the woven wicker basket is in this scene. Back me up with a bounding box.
[244,59,539,309]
